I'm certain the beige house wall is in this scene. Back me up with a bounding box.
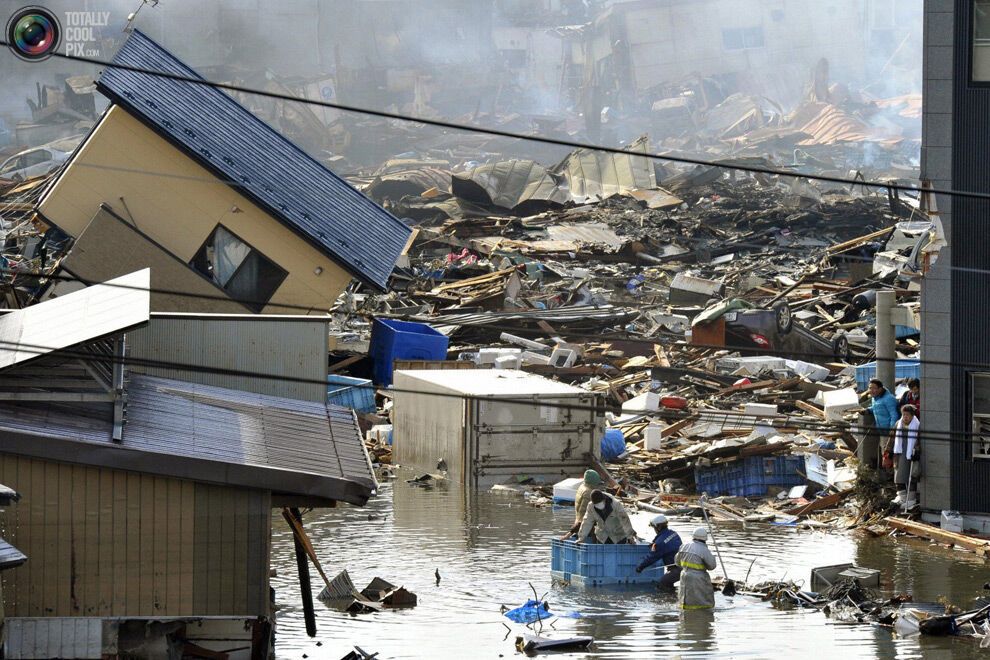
[38,105,352,314]
[0,455,271,618]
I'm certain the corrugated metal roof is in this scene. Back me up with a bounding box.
[0,269,150,372]
[96,30,410,291]
[0,374,376,506]
[0,538,26,570]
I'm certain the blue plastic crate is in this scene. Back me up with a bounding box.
[854,359,921,391]
[550,539,663,587]
[370,319,450,386]
[696,455,804,497]
[327,374,376,413]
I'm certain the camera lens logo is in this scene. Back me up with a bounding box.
[6,6,61,61]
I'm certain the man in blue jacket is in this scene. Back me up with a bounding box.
[869,378,899,433]
[635,515,682,592]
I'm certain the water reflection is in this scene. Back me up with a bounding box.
[270,471,987,659]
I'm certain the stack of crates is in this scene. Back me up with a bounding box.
[550,539,663,587]
[695,455,805,497]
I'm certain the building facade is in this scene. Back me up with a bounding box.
[920,0,990,516]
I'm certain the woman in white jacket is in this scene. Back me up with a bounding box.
[887,404,919,506]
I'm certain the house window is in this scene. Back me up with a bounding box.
[722,26,764,51]
[973,373,990,458]
[975,0,990,81]
[190,225,288,313]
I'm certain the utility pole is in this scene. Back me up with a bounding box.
[876,290,896,390]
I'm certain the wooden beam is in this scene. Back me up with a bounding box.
[784,489,851,516]
[794,400,827,419]
[885,517,990,555]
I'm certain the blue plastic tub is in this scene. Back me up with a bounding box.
[550,539,663,587]
[327,374,376,413]
[695,455,805,498]
[370,319,450,386]
[854,359,921,391]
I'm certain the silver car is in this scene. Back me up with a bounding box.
[0,146,70,181]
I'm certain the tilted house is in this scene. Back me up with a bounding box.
[0,270,377,658]
[38,30,410,314]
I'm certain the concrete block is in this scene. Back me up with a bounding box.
[926,11,954,47]
[927,45,954,80]
[921,475,951,511]
[743,403,778,417]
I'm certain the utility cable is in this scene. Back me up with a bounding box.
[1,42,988,203]
[0,335,984,448]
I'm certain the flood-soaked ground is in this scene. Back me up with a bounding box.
[271,471,989,659]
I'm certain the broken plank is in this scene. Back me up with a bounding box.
[784,490,851,516]
[794,400,827,419]
[885,517,990,555]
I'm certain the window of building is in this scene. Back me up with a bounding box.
[975,0,990,81]
[190,225,288,313]
[722,26,765,51]
[973,373,990,458]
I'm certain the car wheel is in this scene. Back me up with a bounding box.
[773,301,793,335]
[832,333,850,360]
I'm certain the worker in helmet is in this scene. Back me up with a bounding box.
[675,527,717,610]
[560,469,602,541]
[635,514,682,592]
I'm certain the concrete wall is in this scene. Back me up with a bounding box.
[0,455,271,618]
[919,0,954,511]
[38,106,352,315]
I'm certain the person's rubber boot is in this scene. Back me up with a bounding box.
[902,492,918,512]
[892,490,906,505]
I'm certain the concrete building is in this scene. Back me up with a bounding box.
[919,0,990,521]
[38,30,409,315]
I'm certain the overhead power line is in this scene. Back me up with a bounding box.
[2,41,989,202]
[0,336,983,448]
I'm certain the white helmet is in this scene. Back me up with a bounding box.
[693,527,708,541]
[650,514,668,527]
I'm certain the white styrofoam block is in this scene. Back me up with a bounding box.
[941,510,964,533]
[521,351,551,366]
[494,355,522,369]
[622,392,661,414]
[785,359,830,382]
[743,403,778,417]
[553,477,583,503]
[822,387,860,422]
[644,424,663,450]
[478,347,522,365]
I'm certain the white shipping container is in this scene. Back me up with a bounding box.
[392,369,605,488]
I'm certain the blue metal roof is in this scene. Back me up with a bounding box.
[96,30,409,291]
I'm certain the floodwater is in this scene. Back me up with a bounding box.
[271,471,989,659]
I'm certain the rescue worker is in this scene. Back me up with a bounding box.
[675,527,717,610]
[560,469,602,541]
[574,490,638,544]
[634,514,682,592]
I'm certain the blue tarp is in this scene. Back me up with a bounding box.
[600,429,625,461]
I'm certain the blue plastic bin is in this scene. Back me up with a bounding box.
[695,455,805,497]
[854,359,921,391]
[327,374,376,413]
[551,539,663,587]
[370,319,450,386]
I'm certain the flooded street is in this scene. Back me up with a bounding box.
[271,473,988,659]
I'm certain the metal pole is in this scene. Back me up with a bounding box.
[876,290,896,391]
[699,495,729,580]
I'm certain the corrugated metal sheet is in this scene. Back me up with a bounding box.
[126,313,328,401]
[0,269,149,372]
[5,618,103,659]
[554,136,656,202]
[97,30,410,291]
[950,0,990,513]
[0,537,26,570]
[0,375,376,506]
[452,160,569,211]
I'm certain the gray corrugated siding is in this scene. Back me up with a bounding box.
[5,618,104,659]
[950,0,990,512]
[126,315,329,402]
[97,30,410,290]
